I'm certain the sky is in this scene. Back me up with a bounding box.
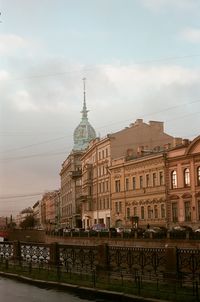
[0,0,200,216]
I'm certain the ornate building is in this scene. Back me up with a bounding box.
[81,119,178,228]
[167,136,200,229]
[60,80,96,228]
[110,152,167,228]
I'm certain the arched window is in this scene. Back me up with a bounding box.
[171,170,177,188]
[184,168,190,187]
[197,167,200,186]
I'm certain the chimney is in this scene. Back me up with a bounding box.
[182,139,190,146]
[149,121,164,132]
[173,137,182,147]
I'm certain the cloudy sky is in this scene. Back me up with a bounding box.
[0,0,200,216]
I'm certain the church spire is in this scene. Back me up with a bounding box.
[81,77,88,120]
[73,79,96,151]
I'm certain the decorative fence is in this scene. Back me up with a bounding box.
[0,241,200,282]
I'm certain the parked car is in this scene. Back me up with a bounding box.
[91,223,106,232]
[143,226,167,238]
[109,227,118,236]
[116,227,124,234]
[169,225,193,239]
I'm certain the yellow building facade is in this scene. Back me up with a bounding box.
[110,153,167,228]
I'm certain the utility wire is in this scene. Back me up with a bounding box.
[0,192,44,199]
[2,54,200,82]
[0,97,200,155]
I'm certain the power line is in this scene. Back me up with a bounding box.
[0,150,68,161]
[2,54,200,83]
[0,97,200,155]
[0,192,43,199]
[0,136,67,153]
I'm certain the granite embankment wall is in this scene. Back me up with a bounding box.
[7,229,200,249]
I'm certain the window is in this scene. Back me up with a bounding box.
[171,170,177,189]
[184,168,190,187]
[106,181,109,192]
[125,178,129,191]
[159,171,164,185]
[103,198,105,209]
[106,197,110,209]
[119,202,122,213]
[88,186,92,196]
[197,167,200,186]
[161,204,165,218]
[115,180,121,192]
[115,201,122,213]
[184,201,191,221]
[99,152,101,160]
[172,202,178,222]
[126,207,130,219]
[141,206,145,219]
[132,177,136,190]
[115,202,118,213]
[153,173,156,187]
[147,206,152,219]
[140,176,143,188]
[154,205,158,218]
[146,174,150,187]
[106,148,108,157]
[133,207,137,216]
[102,150,104,159]
[197,200,200,220]
[99,183,101,193]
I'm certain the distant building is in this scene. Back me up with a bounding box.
[32,200,41,228]
[0,217,7,228]
[167,136,200,229]
[41,190,60,230]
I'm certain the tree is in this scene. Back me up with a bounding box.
[20,215,36,229]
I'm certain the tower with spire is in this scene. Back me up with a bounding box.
[73,79,96,151]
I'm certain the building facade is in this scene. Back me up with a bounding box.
[40,190,60,230]
[110,152,167,228]
[60,151,83,228]
[81,119,177,228]
[32,200,41,228]
[167,136,200,229]
[60,80,96,228]
[81,137,111,229]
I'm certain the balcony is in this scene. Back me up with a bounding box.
[77,194,92,202]
[70,170,82,179]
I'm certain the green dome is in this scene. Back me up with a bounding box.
[73,98,96,151]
